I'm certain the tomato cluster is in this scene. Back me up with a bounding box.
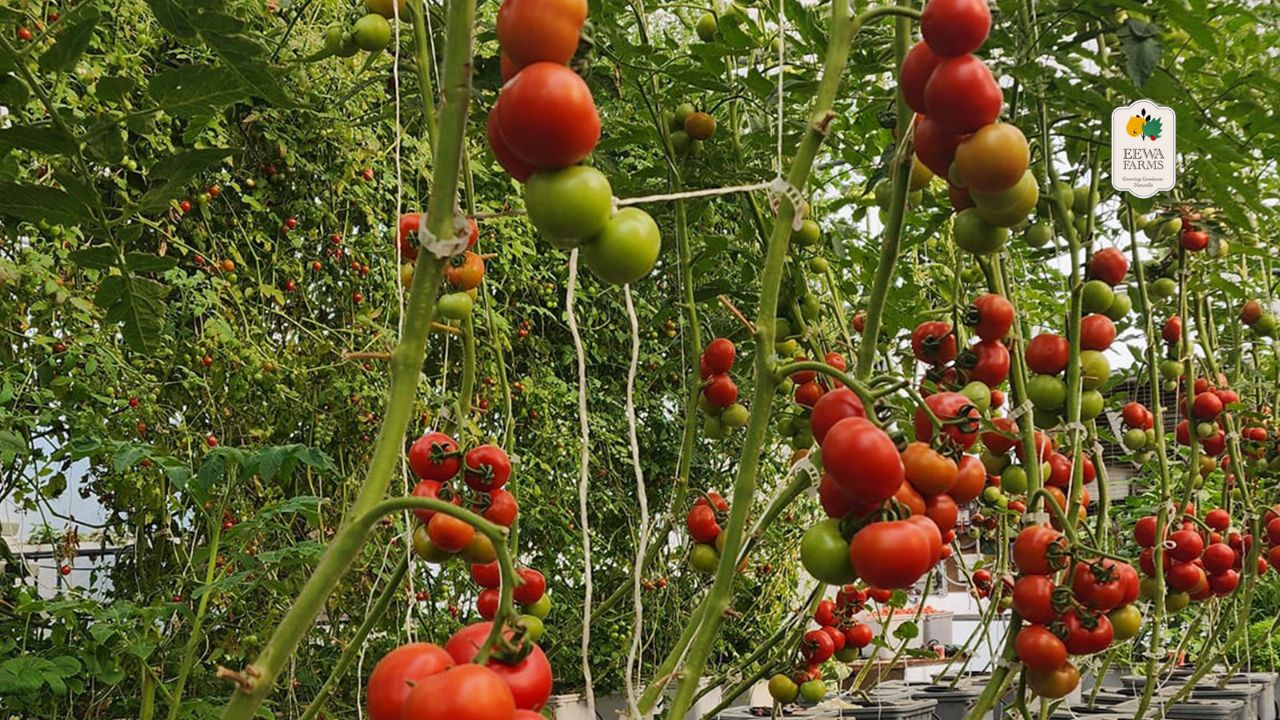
[487,0,661,285]
[395,213,484,318]
[1119,401,1157,460]
[366,621,553,720]
[406,433,552,629]
[777,348,849,452]
[699,338,750,438]
[1173,376,1240,470]
[686,492,731,573]
[1008,524,1142,699]
[1239,298,1278,337]
[321,5,394,59]
[666,102,717,156]
[767,586,874,705]
[1133,504,1256,614]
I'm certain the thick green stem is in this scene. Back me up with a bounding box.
[658,5,920,718]
[218,0,473,714]
[455,315,476,436]
[297,558,410,720]
[166,516,224,720]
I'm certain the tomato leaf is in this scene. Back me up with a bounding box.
[1117,20,1163,88]
[0,182,91,225]
[70,246,118,270]
[0,125,77,156]
[38,8,101,73]
[149,65,249,117]
[94,275,169,353]
[125,253,178,274]
[139,147,235,211]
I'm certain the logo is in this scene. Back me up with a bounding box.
[1111,100,1176,198]
[1125,109,1162,141]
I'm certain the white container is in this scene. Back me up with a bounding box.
[556,683,723,720]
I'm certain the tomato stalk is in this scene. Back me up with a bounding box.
[167,509,226,720]
[657,5,921,718]
[455,315,476,437]
[985,255,1042,507]
[218,0,474,714]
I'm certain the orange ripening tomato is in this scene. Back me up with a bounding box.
[495,63,600,170]
[497,0,586,69]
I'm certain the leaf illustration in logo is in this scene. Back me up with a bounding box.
[1141,116,1162,140]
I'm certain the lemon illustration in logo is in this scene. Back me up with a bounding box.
[1125,115,1145,137]
[1125,108,1162,141]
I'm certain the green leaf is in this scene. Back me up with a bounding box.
[94,275,169,353]
[70,246,117,270]
[0,73,29,107]
[0,125,77,155]
[0,183,90,225]
[139,147,235,211]
[202,32,293,108]
[125,253,178,273]
[148,65,248,117]
[146,0,196,38]
[1118,20,1163,88]
[95,75,136,103]
[38,8,101,73]
[893,620,919,641]
[0,429,28,455]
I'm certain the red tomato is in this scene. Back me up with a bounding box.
[465,444,512,492]
[923,55,1002,134]
[899,41,941,114]
[401,664,515,720]
[1012,575,1057,624]
[1169,529,1204,562]
[825,351,847,372]
[1016,625,1067,672]
[1013,525,1068,575]
[818,473,861,519]
[967,294,1014,340]
[914,115,965,177]
[495,63,600,170]
[814,598,837,626]
[427,512,475,552]
[445,623,554,710]
[822,418,905,504]
[925,493,959,533]
[514,568,546,605]
[409,432,462,481]
[1071,559,1126,611]
[477,588,500,620]
[911,321,957,365]
[845,623,874,648]
[801,629,835,663]
[1210,569,1240,595]
[920,0,991,56]
[1193,392,1223,421]
[705,375,739,407]
[949,454,986,504]
[398,212,422,261]
[497,0,586,68]
[1062,610,1113,655]
[1122,402,1153,429]
[1080,314,1116,351]
[982,416,1020,455]
[894,480,927,517]
[367,643,455,720]
[794,380,825,408]
[472,561,500,588]
[411,480,459,524]
[686,504,722,543]
[964,339,1009,387]
[477,488,519,527]
[850,520,936,589]
[1045,452,1071,488]
[809,388,867,444]
[914,392,981,450]
[823,624,847,652]
[1202,543,1237,574]
[1166,562,1205,592]
[903,441,959,496]
[1162,316,1182,343]
[487,109,535,181]
[703,338,736,374]
[1088,247,1129,285]
[1025,333,1070,375]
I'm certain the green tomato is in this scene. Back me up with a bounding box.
[695,12,718,41]
[799,519,856,584]
[526,593,552,619]
[583,208,662,285]
[699,394,720,415]
[437,292,474,320]
[834,647,859,663]
[336,31,360,57]
[1081,280,1115,314]
[1025,220,1053,248]
[981,450,1010,475]
[352,13,392,51]
[1032,408,1061,430]
[1122,428,1148,451]
[972,170,1039,228]
[801,294,821,320]
[1072,185,1099,215]
[1050,181,1074,208]
[793,219,821,247]
[323,26,344,54]
[1000,465,1029,495]
[1162,217,1183,237]
[774,317,793,337]
[703,416,727,440]
[777,416,796,437]
[721,403,750,427]
[768,674,799,704]
[982,486,1004,505]
[791,428,815,450]
[1254,314,1277,337]
[1159,358,1183,380]
[1080,389,1104,419]
[1196,421,1216,440]
[799,680,827,703]
[809,257,830,273]
[1138,577,1160,601]
[873,179,893,211]
[960,380,992,413]
[775,338,798,355]
[1104,291,1132,320]
[525,166,613,248]
[1165,591,1190,613]
[670,130,692,154]
[1080,350,1110,390]
[1149,277,1176,300]
[1027,374,1066,411]
[521,614,546,642]
[674,103,696,127]
[689,543,719,572]
[953,208,1008,255]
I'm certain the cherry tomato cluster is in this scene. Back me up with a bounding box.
[488,0,662,285]
[395,213,482,319]
[1118,401,1157,461]
[900,0,1034,253]
[1174,377,1239,468]
[666,102,717,156]
[406,433,552,628]
[1134,504,1255,615]
[366,621,552,720]
[1239,298,1278,337]
[699,338,749,438]
[1009,524,1142,699]
[320,10,393,58]
[776,348,848,451]
[686,491,731,573]
[766,586,874,705]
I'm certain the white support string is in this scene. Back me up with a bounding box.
[775,0,786,175]
[393,0,416,645]
[470,181,776,221]
[622,284,650,720]
[566,249,596,717]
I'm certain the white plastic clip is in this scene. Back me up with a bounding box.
[418,212,472,259]
[1008,400,1035,421]
[768,175,808,230]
